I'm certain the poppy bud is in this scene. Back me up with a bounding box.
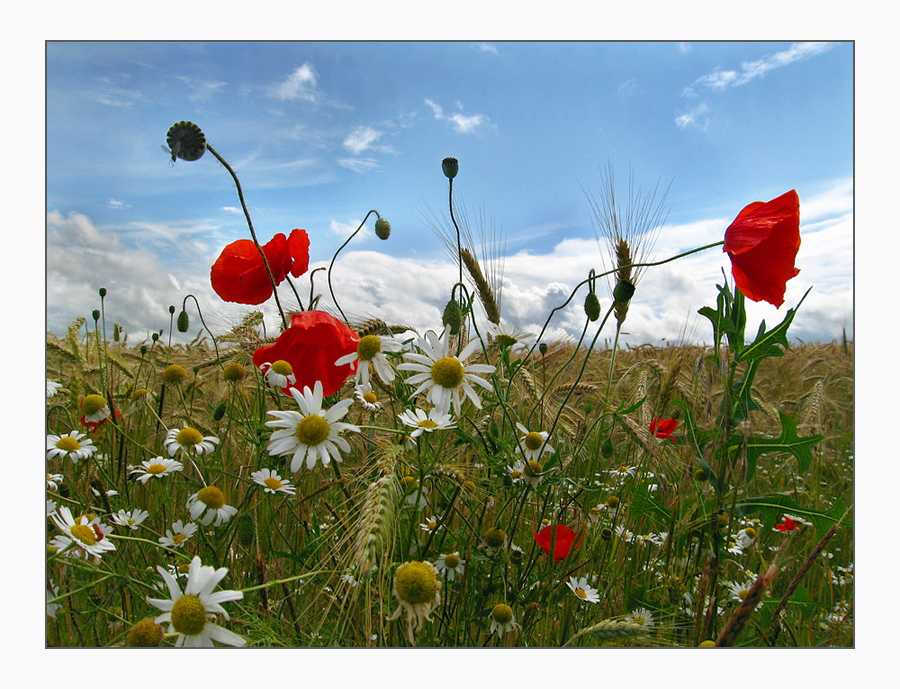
[166,121,206,162]
[92,309,101,322]
[140,345,148,356]
[442,298,463,335]
[442,157,459,179]
[177,310,190,333]
[613,279,636,304]
[99,287,107,298]
[584,290,601,322]
[237,514,255,548]
[213,401,227,421]
[374,217,391,240]
[539,343,548,356]
[168,305,175,315]
[601,438,614,459]
[152,333,159,342]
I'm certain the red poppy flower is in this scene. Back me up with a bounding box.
[723,190,800,308]
[211,228,310,305]
[80,410,120,433]
[775,516,797,533]
[533,524,584,562]
[252,310,358,397]
[650,417,678,441]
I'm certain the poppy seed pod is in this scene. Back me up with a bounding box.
[613,279,636,304]
[584,291,601,322]
[99,287,107,298]
[168,305,175,315]
[92,309,101,322]
[442,157,458,179]
[177,310,190,333]
[539,343,548,356]
[375,217,391,240]
[166,121,206,162]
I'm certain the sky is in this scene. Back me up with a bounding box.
[45,40,852,348]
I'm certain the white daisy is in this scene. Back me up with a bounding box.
[336,333,404,388]
[514,422,555,462]
[47,498,58,517]
[489,603,518,638]
[250,468,296,495]
[47,380,63,398]
[50,506,116,560]
[111,508,150,530]
[397,407,456,438]
[159,520,199,548]
[397,329,495,415]
[626,607,655,626]
[165,427,219,457]
[80,394,111,424]
[130,457,184,484]
[146,555,245,647]
[265,381,360,472]
[434,552,466,582]
[506,461,525,484]
[386,561,442,645]
[186,486,238,527]
[355,383,383,411]
[419,516,440,534]
[507,458,544,487]
[47,431,97,463]
[47,473,64,491]
[486,321,536,351]
[608,465,637,479]
[566,576,600,603]
[259,359,296,390]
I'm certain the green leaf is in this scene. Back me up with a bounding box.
[735,288,810,364]
[740,412,824,479]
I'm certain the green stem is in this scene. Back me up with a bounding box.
[327,210,380,322]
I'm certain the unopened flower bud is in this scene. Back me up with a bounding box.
[442,298,463,335]
[237,513,255,548]
[177,310,190,333]
[601,438,614,459]
[375,217,391,240]
[584,291,601,322]
[442,157,459,179]
[99,287,107,298]
[168,305,175,315]
[92,309,101,322]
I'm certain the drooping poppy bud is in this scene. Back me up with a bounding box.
[584,291,601,322]
[375,217,391,240]
[176,310,190,333]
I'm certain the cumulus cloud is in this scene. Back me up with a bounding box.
[476,43,499,55]
[343,126,382,155]
[424,98,492,134]
[675,102,710,130]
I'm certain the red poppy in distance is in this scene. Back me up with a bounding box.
[534,524,584,562]
[775,516,797,533]
[252,310,358,397]
[211,229,310,305]
[651,417,678,441]
[723,190,800,308]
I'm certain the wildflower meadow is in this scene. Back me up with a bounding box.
[44,121,853,649]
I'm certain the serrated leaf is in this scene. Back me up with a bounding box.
[739,412,824,479]
[735,288,810,364]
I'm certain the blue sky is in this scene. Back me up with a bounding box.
[45,40,853,346]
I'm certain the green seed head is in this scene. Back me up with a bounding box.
[223,363,247,382]
[395,561,438,605]
[81,394,106,417]
[166,121,207,162]
[442,157,459,179]
[491,603,513,625]
[484,527,506,549]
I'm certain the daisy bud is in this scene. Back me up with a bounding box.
[442,298,463,335]
[223,363,247,382]
[613,279,636,304]
[442,157,458,179]
[166,121,206,162]
[125,617,164,647]
[237,513,255,548]
[177,309,190,333]
[584,290,601,322]
[375,217,391,240]
[163,364,187,385]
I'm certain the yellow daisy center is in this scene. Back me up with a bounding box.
[510,470,522,480]
[395,561,437,605]
[56,436,81,452]
[223,363,247,382]
[170,594,207,636]
[495,334,517,348]
[524,431,544,451]
[146,463,168,475]
[295,414,330,446]
[197,486,225,510]
[417,419,439,429]
[484,527,506,549]
[357,335,381,361]
[444,553,460,569]
[271,359,293,376]
[738,589,749,600]
[176,427,203,447]
[524,460,542,477]
[427,520,437,530]
[491,603,513,625]
[431,357,465,389]
[70,524,96,546]
[575,587,587,599]
[81,394,106,416]
[263,477,283,491]
[172,533,188,545]
[163,364,187,384]
[130,388,150,402]
[606,496,620,508]
[363,391,378,404]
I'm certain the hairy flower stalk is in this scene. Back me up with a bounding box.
[327,209,387,321]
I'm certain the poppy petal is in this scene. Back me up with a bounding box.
[287,229,310,278]
[211,239,277,305]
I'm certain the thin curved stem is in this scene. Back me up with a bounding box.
[327,210,380,322]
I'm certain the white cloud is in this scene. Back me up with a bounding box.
[675,102,710,130]
[276,63,318,101]
[107,198,130,210]
[330,218,370,244]
[424,97,492,134]
[690,42,835,93]
[337,157,379,174]
[476,43,499,55]
[618,78,640,97]
[343,126,382,155]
